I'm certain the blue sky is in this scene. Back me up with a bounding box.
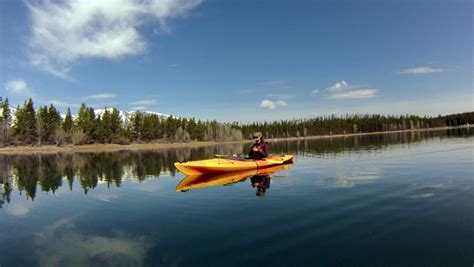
[0,0,472,122]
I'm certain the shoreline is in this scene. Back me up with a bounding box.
[0,126,468,155]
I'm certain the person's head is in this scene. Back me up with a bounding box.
[253,132,263,142]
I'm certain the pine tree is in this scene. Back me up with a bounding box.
[165,116,177,140]
[130,111,143,141]
[81,107,96,142]
[76,103,86,129]
[35,104,62,144]
[1,98,11,145]
[109,108,122,140]
[62,107,73,133]
[99,108,112,143]
[187,117,197,140]
[13,98,37,144]
[47,104,61,142]
[36,106,48,144]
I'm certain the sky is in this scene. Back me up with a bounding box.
[0,0,472,122]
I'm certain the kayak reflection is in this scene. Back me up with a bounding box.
[176,163,293,194]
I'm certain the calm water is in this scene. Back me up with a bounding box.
[0,129,473,266]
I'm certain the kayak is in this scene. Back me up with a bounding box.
[176,163,293,192]
[174,154,293,176]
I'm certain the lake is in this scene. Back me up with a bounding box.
[0,128,473,266]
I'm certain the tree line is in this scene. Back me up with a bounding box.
[240,112,473,139]
[0,98,242,146]
[0,97,472,146]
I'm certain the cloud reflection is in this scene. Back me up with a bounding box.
[330,167,382,188]
[34,218,153,267]
[407,182,451,199]
[91,192,121,202]
[5,200,34,217]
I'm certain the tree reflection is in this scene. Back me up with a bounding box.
[0,154,12,204]
[0,145,247,201]
[268,128,466,157]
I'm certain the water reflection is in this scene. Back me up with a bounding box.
[0,146,242,201]
[176,164,292,195]
[251,175,271,197]
[330,167,382,189]
[34,217,152,267]
[0,128,472,266]
[269,127,471,157]
[0,128,470,203]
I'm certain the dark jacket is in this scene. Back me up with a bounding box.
[248,140,269,159]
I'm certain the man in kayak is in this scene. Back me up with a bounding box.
[248,132,269,159]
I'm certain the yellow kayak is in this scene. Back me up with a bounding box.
[174,154,293,176]
[176,163,293,192]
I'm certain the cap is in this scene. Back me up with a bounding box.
[253,132,262,139]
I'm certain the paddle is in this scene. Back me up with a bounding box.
[214,154,249,161]
[214,154,231,158]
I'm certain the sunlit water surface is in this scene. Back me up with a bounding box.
[0,129,473,266]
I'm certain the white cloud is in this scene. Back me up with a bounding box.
[324,80,377,99]
[260,99,276,110]
[129,99,157,106]
[328,89,377,99]
[398,66,445,74]
[85,93,117,100]
[4,79,33,96]
[131,106,146,110]
[275,100,288,107]
[259,99,287,110]
[311,89,319,96]
[27,0,203,77]
[326,80,348,92]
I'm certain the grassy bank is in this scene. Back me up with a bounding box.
[0,126,468,155]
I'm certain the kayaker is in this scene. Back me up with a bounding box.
[248,132,269,159]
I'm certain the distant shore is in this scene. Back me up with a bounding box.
[0,126,469,155]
